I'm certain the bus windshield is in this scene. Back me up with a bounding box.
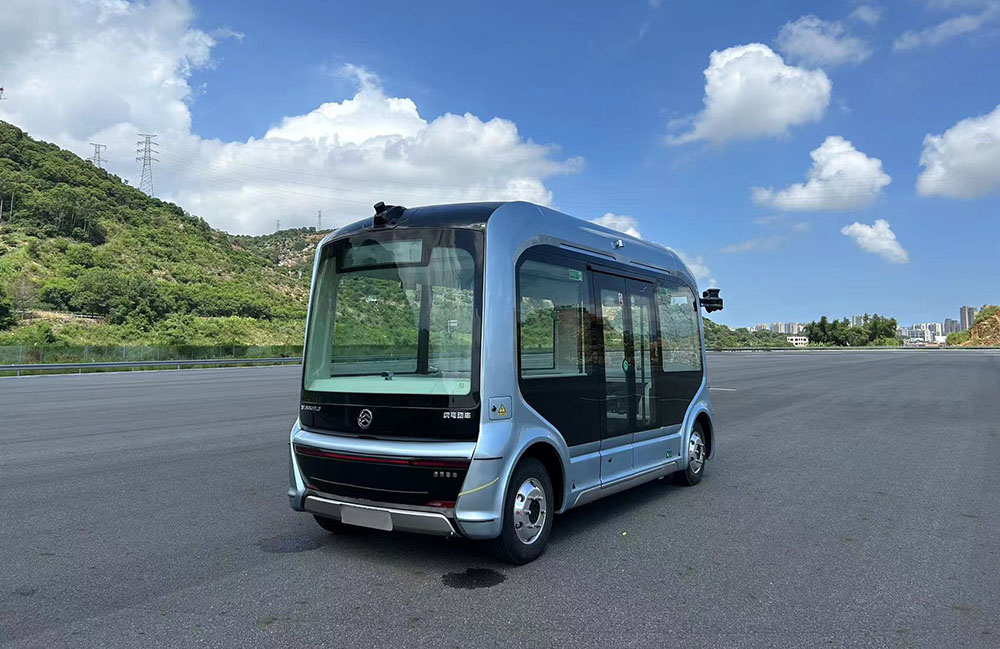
[303,229,481,397]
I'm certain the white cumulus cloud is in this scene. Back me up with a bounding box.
[752,136,891,211]
[916,104,1000,198]
[775,15,873,67]
[894,3,999,51]
[666,44,831,146]
[0,0,581,234]
[840,220,910,264]
[590,213,642,238]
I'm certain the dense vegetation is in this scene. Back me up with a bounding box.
[702,318,793,348]
[802,314,900,347]
[0,121,315,346]
[232,227,332,276]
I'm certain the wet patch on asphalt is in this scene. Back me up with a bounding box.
[441,567,506,589]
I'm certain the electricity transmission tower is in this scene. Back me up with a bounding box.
[275,219,281,232]
[136,133,158,196]
[0,87,6,101]
[317,210,322,229]
[89,143,107,169]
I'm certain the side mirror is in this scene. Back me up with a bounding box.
[701,288,723,313]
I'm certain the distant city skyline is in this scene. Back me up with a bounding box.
[741,304,990,336]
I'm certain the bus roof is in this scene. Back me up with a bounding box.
[322,201,699,289]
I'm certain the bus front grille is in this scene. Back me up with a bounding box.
[294,445,468,507]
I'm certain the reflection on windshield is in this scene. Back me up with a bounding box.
[303,231,477,396]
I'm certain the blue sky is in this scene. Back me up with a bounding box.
[1,0,998,327]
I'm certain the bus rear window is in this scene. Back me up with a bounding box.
[340,239,424,270]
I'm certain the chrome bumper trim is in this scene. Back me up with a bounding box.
[304,495,458,536]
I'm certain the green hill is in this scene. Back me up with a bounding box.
[232,227,333,276]
[0,121,316,346]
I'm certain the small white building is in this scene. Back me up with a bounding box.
[786,335,809,347]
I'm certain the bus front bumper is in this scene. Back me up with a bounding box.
[286,422,504,540]
[303,494,458,536]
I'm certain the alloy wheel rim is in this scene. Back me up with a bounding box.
[512,478,546,545]
[689,430,705,474]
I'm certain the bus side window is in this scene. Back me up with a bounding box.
[519,260,589,378]
[656,282,702,373]
[517,256,602,447]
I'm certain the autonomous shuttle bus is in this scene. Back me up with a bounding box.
[287,201,723,564]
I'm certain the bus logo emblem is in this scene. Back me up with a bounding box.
[357,409,373,429]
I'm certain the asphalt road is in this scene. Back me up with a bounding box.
[1,351,998,648]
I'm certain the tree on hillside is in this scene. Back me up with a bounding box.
[0,285,14,330]
[973,305,999,327]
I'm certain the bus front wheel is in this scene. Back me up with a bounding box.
[489,458,554,565]
[675,421,707,486]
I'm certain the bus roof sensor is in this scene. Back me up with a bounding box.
[373,201,406,228]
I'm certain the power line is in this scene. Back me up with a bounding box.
[136,133,158,196]
[89,143,107,169]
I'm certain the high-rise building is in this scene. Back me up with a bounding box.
[960,306,977,330]
[944,319,959,334]
[770,322,783,333]
[851,315,865,327]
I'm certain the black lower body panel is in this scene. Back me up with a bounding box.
[294,445,467,507]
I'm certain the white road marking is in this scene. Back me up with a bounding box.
[709,387,737,391]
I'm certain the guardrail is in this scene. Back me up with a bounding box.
[1,356,301,376]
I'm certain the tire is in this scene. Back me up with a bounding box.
[313,514,344,533]
[675,421,707,486]
[489,458,554,565]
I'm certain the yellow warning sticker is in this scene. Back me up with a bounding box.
[497,403,507,417]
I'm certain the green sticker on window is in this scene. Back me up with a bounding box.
[568,269,583,281]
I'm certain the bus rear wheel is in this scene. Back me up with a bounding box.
[489,458,553,565]
[675,422,707,486]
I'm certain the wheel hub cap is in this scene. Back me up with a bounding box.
[689,431,705,474]
[512,478,546,545]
